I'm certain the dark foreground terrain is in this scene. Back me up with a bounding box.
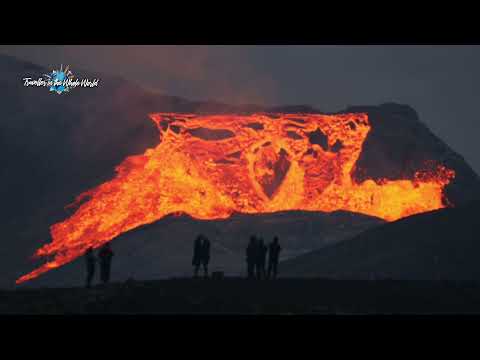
[3,278,480,314]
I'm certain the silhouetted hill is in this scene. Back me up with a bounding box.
[282,200,480,280]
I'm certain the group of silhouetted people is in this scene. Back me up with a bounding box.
[84,233,282,287]
[84,243,114,288]
[191,234,282,280]
[246,235,282,279]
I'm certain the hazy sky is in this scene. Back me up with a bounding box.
[1,45,479,173]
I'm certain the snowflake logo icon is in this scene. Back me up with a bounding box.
[44,64,74,94]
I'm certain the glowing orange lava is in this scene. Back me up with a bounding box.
[16,113,455,284]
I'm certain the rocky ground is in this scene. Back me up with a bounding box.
[3,278,480,314]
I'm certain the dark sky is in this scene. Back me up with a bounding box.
[1,45,479,174]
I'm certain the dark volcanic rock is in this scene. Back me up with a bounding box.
[342,103,480,206]
[281,200,480,280]
[4,279,480,314]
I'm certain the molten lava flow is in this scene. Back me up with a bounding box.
[16,113,455,284]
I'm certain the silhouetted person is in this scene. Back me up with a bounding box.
[256,238,267,280]
[246,236,257,279]
[85,247,96,288]
[200,236,211,278]
[192,235,203,278]
[267,236,282,279]
[98,243,114,284]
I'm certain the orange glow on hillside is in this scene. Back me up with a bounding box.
[16,113,455,284]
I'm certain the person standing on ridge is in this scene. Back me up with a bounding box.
[98,243,114,284]
[267,236,282,279]
[246,236,257,279]
[201,236,211,278]
[257,238,268,280]
[192,235,203,278]
[85,247,96,288]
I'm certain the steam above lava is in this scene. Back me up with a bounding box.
[16,112,455,284]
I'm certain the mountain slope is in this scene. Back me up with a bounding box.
[281,200,480,280]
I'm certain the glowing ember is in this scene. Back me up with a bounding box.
[16,113,455,284]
